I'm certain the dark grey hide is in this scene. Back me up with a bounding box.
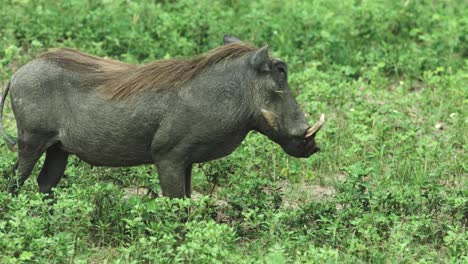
[1,36,324,198]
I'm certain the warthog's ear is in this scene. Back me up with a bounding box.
[223,35,241,45]
[251,45,270,72]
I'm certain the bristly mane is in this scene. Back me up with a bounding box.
[40,43,258,99]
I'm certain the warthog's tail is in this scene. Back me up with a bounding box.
[1,81,17,151]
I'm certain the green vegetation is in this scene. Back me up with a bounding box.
[0,0,466,262]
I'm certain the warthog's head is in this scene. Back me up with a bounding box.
[225,35,325,158]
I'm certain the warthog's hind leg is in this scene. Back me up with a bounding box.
[37,143,69,197]
[8,132,48,195]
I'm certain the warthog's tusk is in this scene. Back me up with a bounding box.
[305,114,325,138]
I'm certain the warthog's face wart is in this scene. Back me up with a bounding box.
[248,46,324,158]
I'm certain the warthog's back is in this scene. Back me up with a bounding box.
[9,58,161,166]
[10,59,79,132]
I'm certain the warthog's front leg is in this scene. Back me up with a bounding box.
[184,164,192,198]
[155,160,192,198]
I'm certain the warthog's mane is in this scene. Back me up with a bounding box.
[40,43,258,99]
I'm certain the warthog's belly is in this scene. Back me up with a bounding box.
[59,128,155,167]
[71,150,154,167]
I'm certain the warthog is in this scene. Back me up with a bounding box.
[1,35,324,198]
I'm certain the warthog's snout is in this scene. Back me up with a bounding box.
[278,114,325,158]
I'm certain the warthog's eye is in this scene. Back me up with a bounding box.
[279,68,286,78]
[275,61,287,81]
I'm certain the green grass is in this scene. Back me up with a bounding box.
[0,0,466,263]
